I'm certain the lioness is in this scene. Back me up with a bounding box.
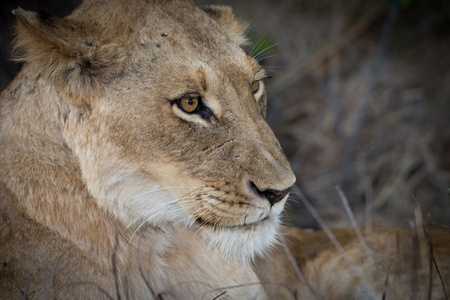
[0,0,448,299]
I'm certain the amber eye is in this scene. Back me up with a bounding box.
[177,96,200,113]
[251,81,260,95]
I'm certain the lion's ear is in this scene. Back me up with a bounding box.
[202,5,248,46]
[12,8,120,106]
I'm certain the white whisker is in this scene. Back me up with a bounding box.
[253,42,280,62]
[249,35,265,57]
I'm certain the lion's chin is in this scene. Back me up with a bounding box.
[197,215,280,262]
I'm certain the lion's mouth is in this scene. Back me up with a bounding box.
[194,215,270,230]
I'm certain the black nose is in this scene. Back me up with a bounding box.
[248,181,291,206]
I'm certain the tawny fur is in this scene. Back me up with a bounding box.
[0,0,449,299]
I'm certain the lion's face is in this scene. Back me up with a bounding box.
[14,1,295,260]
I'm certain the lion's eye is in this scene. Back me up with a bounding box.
[251,81,260,95]
[177,97,200,113]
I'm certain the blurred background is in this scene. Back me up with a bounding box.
[1,0,449,230]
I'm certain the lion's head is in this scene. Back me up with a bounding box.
[13,0,295,260]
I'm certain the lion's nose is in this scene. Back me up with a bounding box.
[248,181,291,206]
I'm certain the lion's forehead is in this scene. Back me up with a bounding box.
[127,5,253,78]
[132,29,252,81]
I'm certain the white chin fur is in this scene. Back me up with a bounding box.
[197,216,281,262]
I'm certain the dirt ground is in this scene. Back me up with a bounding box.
[1,0,449,231]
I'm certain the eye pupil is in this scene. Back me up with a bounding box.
[178,96,199,113]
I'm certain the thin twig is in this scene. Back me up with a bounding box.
[335,184,372,256]
[422,224,448,300]
[137,234,156,297]
[357,163,373,238]
[112,235,122,300]
[211,291,227,300]
[23,281,31,300]
[280,234,315,300]
[292,185,351,264]
[381,268,390,300]
[202,281,297,300]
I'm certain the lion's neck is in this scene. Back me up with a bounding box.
[0,67,117,262]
